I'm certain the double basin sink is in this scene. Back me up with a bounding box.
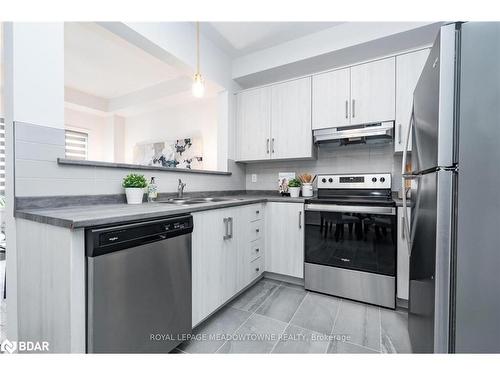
[157,197,244,206]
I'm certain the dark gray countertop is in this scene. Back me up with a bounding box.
[15,194,309,229]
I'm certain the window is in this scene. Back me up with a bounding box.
[0,118,4,195]
[65,129,88,160]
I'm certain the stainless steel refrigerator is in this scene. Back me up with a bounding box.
[402,22,500,353]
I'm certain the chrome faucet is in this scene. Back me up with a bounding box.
[177,179,186,198]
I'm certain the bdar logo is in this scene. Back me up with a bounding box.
[1,339,17,354]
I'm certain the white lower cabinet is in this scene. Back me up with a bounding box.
[265,202,304,278]
[192,204,265,327]
[397,207,411,300]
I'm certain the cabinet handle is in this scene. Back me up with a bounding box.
[266,138,270,154]
[223,217,229,240]
[256,267,260,272]
[256,228,260,233]
[256,210,260,214]
[229,217,233,239]
[401,216,405,240]
[398,124,402,144]
[345,100,348,119]
[352,99,356,118]
[255,248,260,253]
[271,138,275,153]
[299,211,302,229]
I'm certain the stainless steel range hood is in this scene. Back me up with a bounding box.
[313,121,394,146]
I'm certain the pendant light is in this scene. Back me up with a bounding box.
[192,21,205,98]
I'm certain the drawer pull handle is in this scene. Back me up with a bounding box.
[256,210,260,214]
[256,228,260,233]
[256,267,260,272]
[256,248,260,252]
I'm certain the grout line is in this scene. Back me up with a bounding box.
[325,299,343,354]
[215,280,283,354]
[270,291,309,354]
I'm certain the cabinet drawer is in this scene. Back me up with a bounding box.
[250,257,264,280]
[250,221,263,241]
[250,240,263,261]
[249,204,264,222]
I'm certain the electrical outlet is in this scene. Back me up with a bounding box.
[251,174,257,183]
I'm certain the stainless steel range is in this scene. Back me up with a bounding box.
[304,173,396,309]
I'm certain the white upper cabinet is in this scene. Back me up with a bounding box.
[395,49,430,152]
[236,87,271,161]
[270,77,313,160]
[350,57,396,126]
[312,68,350,130]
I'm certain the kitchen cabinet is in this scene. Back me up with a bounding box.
[236,77,312,162]
[192,204,265,326]
[270,77,313,159]
[312,67,351,130]
[265,202,304,278]
[311,57,395,130]
[236,87,271,161]
[397,207,411,300]
[395,49,430,152]
[350,57,396,126]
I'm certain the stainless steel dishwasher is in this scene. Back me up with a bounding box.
[85,215,193,353]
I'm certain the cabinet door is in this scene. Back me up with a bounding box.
[350,57,396,125]
[236,87,271,161]
[312,68,350,129]
[270,77,313,160]
[397,207,411,300]
[395,49,430,152]
[265,202,304,278]
[192,208,237,326]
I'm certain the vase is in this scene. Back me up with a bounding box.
[289,187,301,198]
[125,188,145,205]
[301,183,313,197]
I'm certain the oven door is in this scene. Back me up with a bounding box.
[304,204,397,308]
[304,204,397,276]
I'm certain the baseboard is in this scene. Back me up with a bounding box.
[263,271,304,286]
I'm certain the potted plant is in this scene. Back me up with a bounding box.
[288,178,302,198]
[122,174,148,205]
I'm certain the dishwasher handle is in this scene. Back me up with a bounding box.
[86,215,193,257]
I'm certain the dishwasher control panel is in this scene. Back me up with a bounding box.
[86,215,193,257]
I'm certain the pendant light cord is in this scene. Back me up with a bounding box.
[196,21,200,75]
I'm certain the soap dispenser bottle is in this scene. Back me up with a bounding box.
[147,177,158,202]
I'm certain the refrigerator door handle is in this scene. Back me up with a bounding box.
[402,103,415,251]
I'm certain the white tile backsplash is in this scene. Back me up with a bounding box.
[245,142,404,191]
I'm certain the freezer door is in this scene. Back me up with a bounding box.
[408,170,454,353]
[412,23,458,173]
[453,22,500,353]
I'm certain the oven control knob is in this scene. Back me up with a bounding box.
[328,178,333,183]
[380,177,385,183]
[321,178,327,183]
[372,177,377,182]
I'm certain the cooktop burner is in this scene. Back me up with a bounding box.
[311,173,394,207]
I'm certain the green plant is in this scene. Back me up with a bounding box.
[122,174,148,189]
[288,178,302,188]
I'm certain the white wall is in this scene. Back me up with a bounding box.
[124,97,218,171]
[64,107,116,162]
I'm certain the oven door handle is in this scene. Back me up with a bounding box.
[305,204,396,215]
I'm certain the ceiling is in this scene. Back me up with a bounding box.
[65,22,183,99]
[202,22,344,57]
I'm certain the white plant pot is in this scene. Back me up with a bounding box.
[301,183,313,197]
[289,187,301,198]
[125,188,145,205]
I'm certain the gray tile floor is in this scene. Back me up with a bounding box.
[177,278,412,354]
